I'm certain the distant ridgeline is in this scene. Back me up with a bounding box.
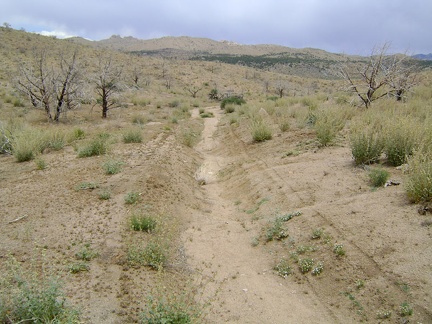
[129,50,355,79]
[130,49,431,79]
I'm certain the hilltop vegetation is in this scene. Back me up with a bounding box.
[1,26,432,323]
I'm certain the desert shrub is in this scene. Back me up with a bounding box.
[141,294,199,324]
[127,241,168,270]
[314,109,345,146]
[333,244,346,256]
[44,129,66,151]
[0,256,79,324]
[368,168,390,187]
[102,158,123,175]
[98,190,111,200]
[122,128,143,143]
[405,151,432,203]
[11,128,47,162]
[68,262,90,274]
[168,100,180,108]
[200,111,214,118]
[350,127,384,165]
[130,212,157,233]
[250,119,272,142]
[124,191,141,204]
[35,158,47,170]
[311,262,324,276]
[274,259,292,278]
[75,244,98,261]
[0,123,12,154]
[278,118,290,132]
[383,119,419,166]
[224,105,236,114]
[180,129,198,147]
[220,96,245,109]
[131,114,147,125]
[75,182,99,191]
[265,218,288,242]
[77,138,108,157]
[400,302,413,317]
[299,258,315,273]
[72,128,85,140]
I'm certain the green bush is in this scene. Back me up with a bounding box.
[368,168,390,187]
[220,96,245,109]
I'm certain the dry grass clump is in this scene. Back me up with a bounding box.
[350,124,384,165]
[250,118,273,142]
[383,117,420,166]
[313,108,345,146]
[405,150,432,203]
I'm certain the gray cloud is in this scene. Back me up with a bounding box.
[1,0,431,54]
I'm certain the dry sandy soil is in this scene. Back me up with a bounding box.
[1,105,432,323]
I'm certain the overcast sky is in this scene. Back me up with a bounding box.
[1,0,431,55]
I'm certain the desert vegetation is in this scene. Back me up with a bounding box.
[1,26,432,323]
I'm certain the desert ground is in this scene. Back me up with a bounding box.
[1,28,432,324]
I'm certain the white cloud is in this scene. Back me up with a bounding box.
[37,30,77,39]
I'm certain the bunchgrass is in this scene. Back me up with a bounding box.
[250,119,272,142]
[180,129,198,147]
[77,138,108,157]
[383,118,419,166]
[314,109,345,146]
[405,151,432,203]
[350,127,384,165]
[122,128,143,143]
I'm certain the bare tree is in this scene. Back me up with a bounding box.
[340,44,418,108]
[16,50,82,121]
[382,55,419,101]
[184,84,202,98]
[93,55,123,118]
[274,80,289,98]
